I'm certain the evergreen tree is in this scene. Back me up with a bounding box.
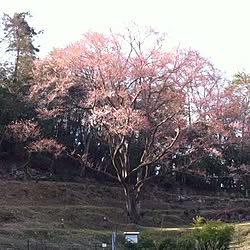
[0,12,40,156]
[1,12,42,95]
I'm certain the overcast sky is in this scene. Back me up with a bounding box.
[2,0,250,77]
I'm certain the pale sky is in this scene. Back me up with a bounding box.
[2,0,250,77]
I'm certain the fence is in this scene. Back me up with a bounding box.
[0,239,105,250]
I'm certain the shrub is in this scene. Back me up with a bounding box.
[193,215,206,227]
[158,219,234,250]
[124,219,234,250]
[177,235,196,250]
[137,237,157,250]
[193,220,234,250]
[124,241,137,250]
[158,235,195,250]
[158,236,178,250]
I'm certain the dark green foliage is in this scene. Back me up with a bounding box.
[193,220,234,250]
[158,235,195,250]
[0,86,36,154]
[0,11,41,161]
[2,11,40,59]
[157,219,234,250]
[1,12,42,95]
[158,237,178,250]
[137,237,157,250]
[124,241,137,250]
[177,235,196,250]
[195,155,226,177]
[0,87,34,123]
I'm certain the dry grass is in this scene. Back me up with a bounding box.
[0,179,248,248]
[230,222,250,249]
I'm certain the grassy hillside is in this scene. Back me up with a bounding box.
[0,179,248,249]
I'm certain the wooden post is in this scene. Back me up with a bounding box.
[27,240,30,250]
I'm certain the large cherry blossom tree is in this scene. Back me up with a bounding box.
[30,26,222,223]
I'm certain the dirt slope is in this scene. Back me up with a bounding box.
[0,179,248,249]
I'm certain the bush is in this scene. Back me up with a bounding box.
[124,219,234,250]
[158,235,195,250]
[193,219,234,250]
[158,237,178,250]
[177,235,196,250]
[193,215,206,227]
[158,218,234,250]
[124,241,137,250]
[137,237,157,250]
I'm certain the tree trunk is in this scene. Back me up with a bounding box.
[124,187,141,224]
[0,130,5,153]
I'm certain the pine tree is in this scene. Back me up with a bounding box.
[1,12,42,95]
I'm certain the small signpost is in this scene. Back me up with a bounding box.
[112,231,117,250]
